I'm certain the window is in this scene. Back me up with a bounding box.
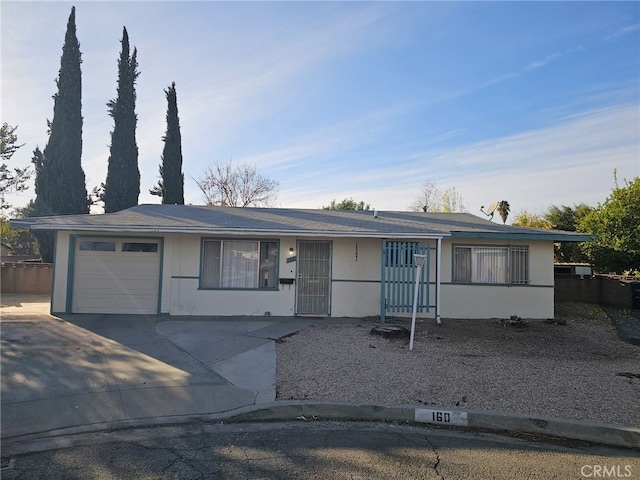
[509,247,529,285]
[201,240,278,289]
[79,241,115,251]
[453,246,529,285]
[122,242,158,253]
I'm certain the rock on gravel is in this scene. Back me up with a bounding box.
[276,304,640,427]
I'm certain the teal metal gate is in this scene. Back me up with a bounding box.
[381,240,435,322]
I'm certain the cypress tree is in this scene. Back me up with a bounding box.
[33,6,88,262]
[150,82,184,204]
[31,148,53,261]
[103,27,140,212]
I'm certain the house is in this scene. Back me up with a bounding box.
[13,204,594,319]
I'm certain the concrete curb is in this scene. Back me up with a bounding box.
[2,401,638,455]
[226,401,640,450]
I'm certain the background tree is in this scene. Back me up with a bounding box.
[409,180,441,212]
[409,181,467,212]
[323,198,371,210]
[1,201,40,258]
[195,160,278,207]
[0,124,37,258]
[545,204,593,263]
[150,82,184,204]
[103,27,140,213]
[439,187,467,213]
[0,123,31,211]
[32,7,88,262]
[31,147,54,260]
[578,176,639,274]
[497,200,510,224]
[511,210,553,229]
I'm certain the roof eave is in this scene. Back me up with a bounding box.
[28,224,449,239]
[450,231,595,242]
[9,219,38,229]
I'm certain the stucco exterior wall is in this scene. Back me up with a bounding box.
[330,237,381,317]
[439,239,555,319]
[51,231,70,313]
[440,284,554,319]
[166,236,384,317]
[49,230,556,319]
[166,234,298,316]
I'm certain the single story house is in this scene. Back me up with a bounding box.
[13,204,593,320]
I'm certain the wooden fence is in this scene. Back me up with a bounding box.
[1,263,52,294]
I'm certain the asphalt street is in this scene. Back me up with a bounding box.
[2,421,638,480]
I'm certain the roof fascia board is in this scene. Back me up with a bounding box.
[28,224,449,239]
[9,220,37,228]
[451,231,595,242]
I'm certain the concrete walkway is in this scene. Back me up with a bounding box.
[1,295,314,439]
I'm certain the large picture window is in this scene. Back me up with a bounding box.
[201,240,278,289]
[454,246,528,285]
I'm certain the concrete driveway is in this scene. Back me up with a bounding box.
[1,295,313,439]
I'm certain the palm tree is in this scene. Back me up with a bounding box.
[497,200,510,224]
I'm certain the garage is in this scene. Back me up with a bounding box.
[72,238,161,314]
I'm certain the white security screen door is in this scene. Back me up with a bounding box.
[296,241,331,315]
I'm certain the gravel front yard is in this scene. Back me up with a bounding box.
[276,303,640,427]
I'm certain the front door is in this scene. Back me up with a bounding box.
[296,240,331,315]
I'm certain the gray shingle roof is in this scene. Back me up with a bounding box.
[12,204,594,241]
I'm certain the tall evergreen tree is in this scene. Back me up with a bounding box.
[150,82,184,204]
[33,7,88,261]
[30,147,53,261]
[103,27,140,212]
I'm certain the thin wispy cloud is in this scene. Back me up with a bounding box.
[279,103,638,213]
[2,2,638,218]
[604,23,640,40]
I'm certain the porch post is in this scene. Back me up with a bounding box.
[436,237,442,324]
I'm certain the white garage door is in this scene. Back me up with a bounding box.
[72,238,161,314]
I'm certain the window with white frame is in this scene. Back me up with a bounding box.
[453,246,529,285]
[201,240,278,289]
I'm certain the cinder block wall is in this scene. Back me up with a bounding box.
[555,275,636,309]
[1,263,52,294]
[554,276,600,304]
[599,277,633,309]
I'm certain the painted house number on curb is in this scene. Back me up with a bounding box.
[415,409,469,426]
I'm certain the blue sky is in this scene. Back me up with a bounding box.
[2,1,639,221]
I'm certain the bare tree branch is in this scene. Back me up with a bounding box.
[195,160,279,207]
[408,180,441,212]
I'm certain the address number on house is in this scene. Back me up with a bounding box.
[415,409,468,426]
